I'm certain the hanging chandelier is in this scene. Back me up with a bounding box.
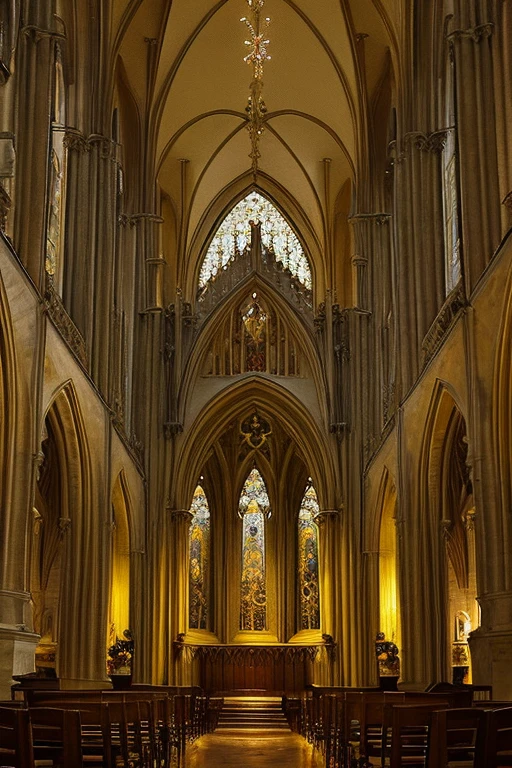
[241,0,271,180]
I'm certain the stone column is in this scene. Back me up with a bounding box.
[130,214,165,312]
[395,132,447,393]
[448,15,502,293]
[13,21,56,287]
[129,550,147,683]
[168,508,193,685]
[62,131,118,396]
[314,508,342,685]
[361,551,380,685]
[349,213,395,435]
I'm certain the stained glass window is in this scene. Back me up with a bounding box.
[189,485,210,630]
[239,468,270,631]
[243,293,267,372]
[298,484,320,630]
[199,192,311,290]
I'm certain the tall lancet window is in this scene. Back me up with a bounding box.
[239,468,270,631]
[188,485,210,630]
[298,483,320,630]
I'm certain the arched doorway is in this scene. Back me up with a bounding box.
[378,472,400,653]
[425,385,479,683]
[109,473,132,656]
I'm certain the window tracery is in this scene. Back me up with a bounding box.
[202,291,303,377]
[239,468,270,631]
[188,485,210,630]
[298,483,320,630]
[199,192,311,290]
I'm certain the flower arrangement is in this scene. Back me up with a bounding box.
[106,629,133,676]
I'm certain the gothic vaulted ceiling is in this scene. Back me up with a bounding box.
[112,0,400,266]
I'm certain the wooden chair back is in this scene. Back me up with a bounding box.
[480,705,512,768]
[29,707,82,766]
[427,707,486,768]
[385,703,449,768]
[0,706,34,768]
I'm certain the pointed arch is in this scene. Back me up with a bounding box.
[178,274,329,429]
[183,177,324,299]
[173,377,339,515]
[39,381,105,682]
[377,469,400,647]
[0,267,18,546]
[418,380,477,682]
[110,471,132,648]
[197,190,312,290]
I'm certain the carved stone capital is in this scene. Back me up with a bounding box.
[129,213,164,225]
[330,423,347,441]
[88,134,117,159]
[448,23,494,43]
[164,422,183,439]
[405,130,449,153]
[168,509,194,526]
[351,254,368,267]
[63,129,90,153]
[22,25,66,44]
[349,213,391,225]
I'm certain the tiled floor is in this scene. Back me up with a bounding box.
[185,728,322,767]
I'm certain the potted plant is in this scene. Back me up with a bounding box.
[107,629,133,689]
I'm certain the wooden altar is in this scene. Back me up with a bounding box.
[175,641,334,694]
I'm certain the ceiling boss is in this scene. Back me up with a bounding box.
[241,0,271,180]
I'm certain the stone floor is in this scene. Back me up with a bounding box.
[185,728,322,767]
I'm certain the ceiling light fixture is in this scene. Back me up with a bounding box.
[241,0,271,181]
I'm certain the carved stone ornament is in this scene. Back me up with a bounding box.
[422,285,467,366]
[330,422,347,442]
[22,25,66,44]
[63,130,90,154]
[240,413,272,450]
[448,23,494,43]
[405,130,449,154]
[314,507,343,526]
[349,213,391,226]
[129,433,144,463]
[0,184,11,231]
[502,192,512,214]
[173,640,331,665]
[164,422,183,439]
[169,509,194,526]
[63,130,117,159]
[44,282,88,367]
[314,302,326,334]
[464,507,477,533]
[58,517,71,535]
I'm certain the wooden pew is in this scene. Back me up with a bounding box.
[29,707,82,766]
[384,703,451,768]
[478,706,512,768]
[0,707,34,768]
[426,707,486,768]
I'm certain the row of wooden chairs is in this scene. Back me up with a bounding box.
[284,686,505,767]
[0,686,222,767]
